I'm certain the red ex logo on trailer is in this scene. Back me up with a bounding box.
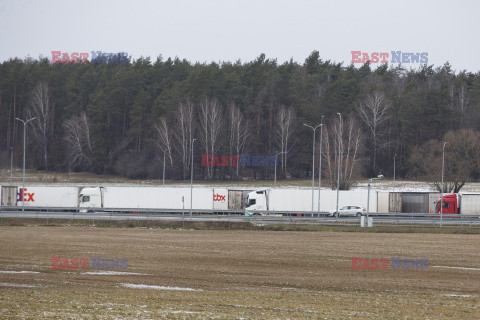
[213,193,226,202]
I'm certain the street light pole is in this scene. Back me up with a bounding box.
[367,179,371,218]
[393,153,397,192]
[441,141,448,227]
[318,115,324,213]
[336,113,342,217]
[190,139,196,218]
[16,117,36,212]
[273,151,286,188]
[274,154,277,188]
[303,123,322,211]
[162,149,166,186]
[10,147,14,185]
[367,175,384,222]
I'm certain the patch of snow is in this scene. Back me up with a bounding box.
[168,310,200,314]
[120,283,202,291]
[0,283,38,288]
[432,266,480,271]
[441,294,474,298]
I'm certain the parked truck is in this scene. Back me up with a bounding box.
[79,187,251,212]
[245,189,377,215]
[435,193,480,215]
[0,185,251,213]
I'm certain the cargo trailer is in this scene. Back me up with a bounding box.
[435,193,480,215]
[1,186,17,206]
[245,189,377,214]
[15,186,80,208]
[78,187,250,212]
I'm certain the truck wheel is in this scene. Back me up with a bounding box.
[334,212,339,218]
[356,212,361,217]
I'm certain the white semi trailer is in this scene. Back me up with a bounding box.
[0,185,250,212]
[1,186,80,208]
[79,187,234,211]
[245,189,377,215]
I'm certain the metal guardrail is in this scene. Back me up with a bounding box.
[1,205,480,218]
[1,208,479,227]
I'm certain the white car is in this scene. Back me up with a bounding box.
[330,206,366,217]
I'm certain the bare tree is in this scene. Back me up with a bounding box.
[173,100,195,179]
[322,117,363,190]
[154,117,174,168]
[411,129,480,193]
[199,97,223,179]
[228,102,250,178]
[63,112,93,169]
[198,98,211,178]
[357,91,391,173]
[28,82,53,169]
[274,106,296,175]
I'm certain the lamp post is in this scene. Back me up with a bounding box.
[303,123,322,211]
[162,149,166,186]
[10,147,14,185]
[367,175,384,223]
[441,141,448,227]
[318,115,324,213]
[15,117,36,212]
[190,139,196,218]
[393,153,397,192]
[336,113,342,217]
[273,151,286,188]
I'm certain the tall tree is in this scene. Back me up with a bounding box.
[357,91,391,174]
[322,117,363,190]
[199,97,223,179]
[63,112,93,170]
[228,102,250,178]
[28,82,53,169]
[173,100,195,179]
[154,117,174,169]
[274,106,296,175]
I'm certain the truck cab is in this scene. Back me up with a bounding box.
[245,190,268,212]
[79,187,104,211]
[435,194,458,214]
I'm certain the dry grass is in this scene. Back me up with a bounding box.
[1,217,480,234]
[0,226,479,319]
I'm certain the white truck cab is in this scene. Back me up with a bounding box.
[245,190,269,212]
[79,187,104,211]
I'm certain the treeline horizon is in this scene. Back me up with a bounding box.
[1,51,480,187]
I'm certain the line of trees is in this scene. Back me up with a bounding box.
[1,52,480,189]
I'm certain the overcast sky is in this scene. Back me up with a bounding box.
[1,0,479,72]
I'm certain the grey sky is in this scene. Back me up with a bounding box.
[1,0,479,72]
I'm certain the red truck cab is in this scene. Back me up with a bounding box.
[435,194,459,214]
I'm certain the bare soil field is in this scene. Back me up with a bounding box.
[0,226,479,319]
